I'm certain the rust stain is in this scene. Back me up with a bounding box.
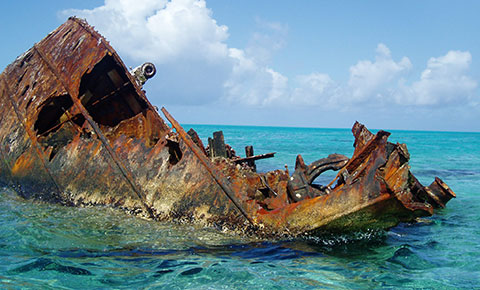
[0,17,456,238]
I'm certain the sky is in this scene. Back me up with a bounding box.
[1,1,479,132]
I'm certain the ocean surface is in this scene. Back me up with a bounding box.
[1,125,479,289]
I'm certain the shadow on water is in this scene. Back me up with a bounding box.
[12,226,432,290]
[4,232,391,288]
[2,180,479,288]
[8,228,393,272]
[10,258,92,276]
[1,126,478,288]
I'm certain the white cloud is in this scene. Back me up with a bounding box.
[66,0,229,63]
[63,1,477,111]
[223,48,288,106]
[290,73,339,107]
[347,43,412,104]
[286,45,477,110]
[400,51,477,105]
[64,0,286,106]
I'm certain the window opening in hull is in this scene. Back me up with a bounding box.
[34,94,81,161]
[167,139,183,165]
[34,94,74,136]
[78,55,148,127]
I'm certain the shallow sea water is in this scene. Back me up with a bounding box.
[1,125,479,289]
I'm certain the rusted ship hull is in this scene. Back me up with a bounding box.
[0,18,455,237]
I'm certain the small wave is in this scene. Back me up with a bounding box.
[10,258,92,276]
[179,267,203,276]
[413,168,480,178]
[387,245,435,270]
[302,229,387,247]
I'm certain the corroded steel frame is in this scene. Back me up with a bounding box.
[0,18,455,237]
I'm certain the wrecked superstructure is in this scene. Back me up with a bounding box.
[0,18,455,237]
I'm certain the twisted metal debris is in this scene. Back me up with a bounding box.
[0,18,455,237]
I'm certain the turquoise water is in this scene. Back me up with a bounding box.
[1,125,479,289]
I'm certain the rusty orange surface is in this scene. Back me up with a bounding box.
[0,18,455,237]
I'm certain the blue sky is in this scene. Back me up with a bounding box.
[1,1,479,132]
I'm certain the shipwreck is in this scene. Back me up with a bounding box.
[0,18,455,237]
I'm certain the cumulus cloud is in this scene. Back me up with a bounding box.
[290,73,339,107]
[347,43,412,104]
[287,45,476,110]
[400,51,477,105]
[224,48,288,106]
[65,0,229,63]
[63,1,477,111]
[63,0,286,106]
